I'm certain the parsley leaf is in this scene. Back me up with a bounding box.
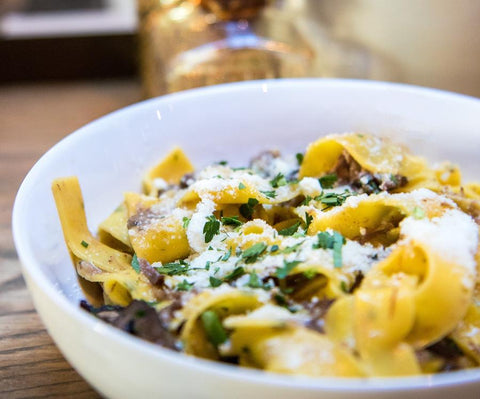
[270,244,279,252]
[296,153,304,166]
[182,216,191,229]
[224,266,246,282]
[201,311,228,346]
[177,279,194,291]
[303,269,317,279]
[203,215,220,243]
[275,260,301,279]
[221,247,232,261]
[238,182,246,190]
[280,241,303,254]
[332,232,345,268]
[155,260,189,275]
[318,173,337,189]
[304,212,313,232]
[270,173,287,188]
[81,240,89,248]
[260,190,277,199]
[221,216,243,227]
[209,276,223,287]
[246,272,262,288]
[241,242,267,264]
[315,190,352,210]
[131,254,141,273]
[278,221,301,236]
[239,197,259,219]
[313,231,345,267]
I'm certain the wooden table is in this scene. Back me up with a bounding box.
[0,80,141,398]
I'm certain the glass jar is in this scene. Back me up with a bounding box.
[138,0,397,97]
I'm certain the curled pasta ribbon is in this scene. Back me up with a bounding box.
[299,133,427,181]
[143,146,194,196]
[97,202,132,252]
[230,323,365,377]
[52,177,158,305]
[180,289,262,359]
[124,192,190,263]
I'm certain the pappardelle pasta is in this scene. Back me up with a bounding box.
[52,133,480,377]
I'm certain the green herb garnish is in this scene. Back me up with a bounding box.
[241,242,267,264]
[155,260,189,275]
[304,212,313,232]
[280,241,303,254]
[270,244,279,252]
[246,272,263,289]
[182,217,191,229]
[239,197,259,219]
[275,260,301,279]
[270,173,287,188]
[221,216,243,227]
[238,182,246,190]
[260,190,277,199]
[224,266,246,282]
[296,153,304,166]
[203,215,220,243]
[313,231,345,268]
[303,269,317,279]
[131,254,140,273]
[221,247,232,261]
[81,240,89,248]
[278,221,301,236]
[209,276,223,287]
[201,310,228,346]
[318,173,337,189]
[316,191,352,210]
[177,279,194,291]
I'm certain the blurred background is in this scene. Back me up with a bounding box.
[1,2,479,397]
[1,0,480,96]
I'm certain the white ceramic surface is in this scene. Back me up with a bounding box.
[13,79,480,399]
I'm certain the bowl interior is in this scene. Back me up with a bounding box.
[12,79,480,395]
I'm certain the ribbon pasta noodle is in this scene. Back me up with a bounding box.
[53,133,480,377]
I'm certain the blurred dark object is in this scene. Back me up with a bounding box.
[0,0,137,82]
[0,34,136,81]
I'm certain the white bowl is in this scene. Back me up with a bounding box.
[13,79,480,399]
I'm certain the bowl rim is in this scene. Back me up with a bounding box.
[12,78,480,392]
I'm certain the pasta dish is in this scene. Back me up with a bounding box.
[52,133,480,377]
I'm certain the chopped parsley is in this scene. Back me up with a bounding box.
[177,279,194,291]
[246,272,263,289]
[270,244,279,252]
[203,215,220,243]
[304,212,313,231]
[296,153,304,166]
[318,173,337,189]
[224,266,246,282]
[218,160,228,166]
[201,311,228,346]
[278,221,301,236]
[270,173,287,188]
[340,281,349,293]
[209,276,223,287]
[81,240,89,248]
[221,216,243,227]
[280,241,303,254]
[239,197,259,219]
[316,190,353,210]
[238,182,246,190]
[221,247,232,261]
[260,190,277,199]
[182,216,191,229]
[155,260,189,275]
[313,231,345,268]
[275,260,301,279]
[131,254,141,273]
[241,242,267,264]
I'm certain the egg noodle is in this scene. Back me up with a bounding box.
[52,133,480,377]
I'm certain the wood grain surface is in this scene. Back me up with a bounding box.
[0,80,141,398]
